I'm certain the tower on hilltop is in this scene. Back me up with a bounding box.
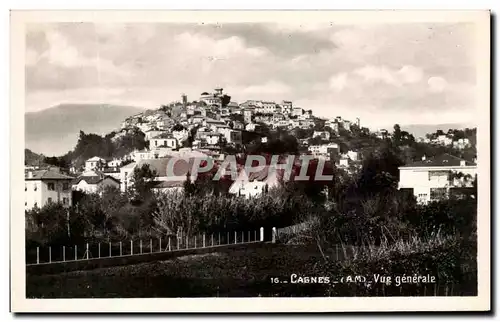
[181,93,188,108]
[214,87,223,96]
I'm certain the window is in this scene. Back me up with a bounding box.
[25,202,27,206]
[62,182,69,190]
[34,202,37,208]
[47,197,52,204]
[430,188,447,201]
[428,171,448,181]
[25,184,27,191]
[63,197,68,205]
[47,183,55,191]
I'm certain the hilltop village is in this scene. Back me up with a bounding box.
[25,87,477,209]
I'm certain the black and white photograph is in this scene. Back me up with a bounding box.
[10,9,491,312]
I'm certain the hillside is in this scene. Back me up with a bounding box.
[24,148,45,166]
[25,104,146,156]
[398,123,476,139]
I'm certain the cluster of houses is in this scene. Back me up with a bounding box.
[23,151,478,210]
[417,134,472,149]
[23,87,478,210]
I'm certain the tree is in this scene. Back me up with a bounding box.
[129,164,157,203]
[357,145,403,197]
[392,124,402,146]
[172,124,185,132]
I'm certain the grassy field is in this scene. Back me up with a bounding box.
[26,243,332,298]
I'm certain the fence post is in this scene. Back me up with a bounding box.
[159,237,162,252]
[248,231,250,243]
[241,231,244,243]
[75,245,77,260]
[150,239,152,253]
[272,227,277,243]
[260,227,264,242]
[176,236,179,250]
[195,236,197,248]
[130,240,133,255]
[109,242,112,257]
[218,233,221,245]
[168,237,171,251]
[186,236,189,249]
[227,232,229,245]
[36,247,39,264]
[97,243,101,258]
[140,240,143,254]
[234,231,237,244]
[254,230,257,242]
[86,243,89,259]
[120,242,122,256]
[211,234,214,247]
[49,246,51,263]
[63,246,65,262]
[203,234,206,248]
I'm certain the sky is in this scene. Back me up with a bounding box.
[25,22,478,129]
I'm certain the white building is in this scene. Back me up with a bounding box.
[453,138,471,149]
[172,128,190,143]
[261,101,277,114]
[325,120,339,133]
[245,123,260,132]
[72,170,120,194]
[398,154,477,204]
[434,135,453,146]
[107,159,122,168]
[119,162,137,192]
[346,150,360,161]
[144,129,166,140]
[25,168,73,209]
[85,156,106,172]
[228,166,283,199]
[150,134,178,149]
[308,143,339,159]
[219,128,243,145]
[281,100,293,114]
[292,107,304,117]
[313,131,331,141]
[199,91,222,106]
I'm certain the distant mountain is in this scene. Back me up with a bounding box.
[375,122,477,139]
[24,148,45,166]
[25,104,145,156]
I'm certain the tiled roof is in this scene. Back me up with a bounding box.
[25,169,74,180]
[402,153,476,168]
[151,133,174,139]
[241,166,285,182]
[137,157,202,177]
[72,170,120,185]
[151,180,184,189]
[87,156,105,162]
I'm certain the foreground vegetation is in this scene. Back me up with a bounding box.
[26,235,476,298]
[25,137,478,297]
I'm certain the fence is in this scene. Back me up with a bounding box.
[27,227,267,266]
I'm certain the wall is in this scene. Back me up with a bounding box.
[26,179,72,209]
[399,166,477,203]
[25,180,42,210]
[41,180,72,207]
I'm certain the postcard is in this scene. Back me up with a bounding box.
[10,9,491,312]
